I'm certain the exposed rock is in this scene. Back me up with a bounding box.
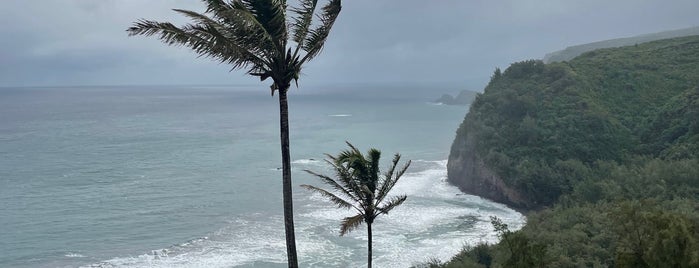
[447,124,529,210]
[435,94,456,104]
[434,90,478,106]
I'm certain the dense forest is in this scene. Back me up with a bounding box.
[439,35,699,267]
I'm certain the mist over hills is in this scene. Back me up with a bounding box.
[543,26,699,63]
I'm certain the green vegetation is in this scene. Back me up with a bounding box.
[127,1,342,266]
[543,26,699,63]
[302,142,411,268]
[442,36,699,267]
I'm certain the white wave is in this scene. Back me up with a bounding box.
[298,160,525,267]
[413,159,449,165]
[89,160,525,268]
[65,252,86,258]
[86,218,287,268]
[328,114,352,117]
[266,159,325,172]
[291,159,324,166]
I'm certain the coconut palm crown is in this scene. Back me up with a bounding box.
[127,1,342,267]
[302,142,411,268]
[128,0,341,94]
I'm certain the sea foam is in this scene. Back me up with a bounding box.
[88,160,524,268]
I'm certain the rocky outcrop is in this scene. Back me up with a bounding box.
[434,90,478,106]
[447,120,529,210]
[435,94,457,105]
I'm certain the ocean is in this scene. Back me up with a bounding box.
[0,85,524,267]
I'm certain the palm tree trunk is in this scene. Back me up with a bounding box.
[278,88,298,268]
[367,223,372,268]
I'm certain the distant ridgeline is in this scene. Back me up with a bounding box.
[543,26,699,63]
[441,35,699,267]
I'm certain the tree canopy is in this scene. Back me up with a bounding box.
[440,35,699,267]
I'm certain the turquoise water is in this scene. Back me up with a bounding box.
[0,85,524,267]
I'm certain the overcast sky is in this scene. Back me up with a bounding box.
[1,0,698,90]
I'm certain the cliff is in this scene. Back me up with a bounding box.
[447,35,699,210]
[447,112,529,210]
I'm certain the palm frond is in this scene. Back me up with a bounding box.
[375,195,407,217]
[233,0,288,54]
[335,148,361,166]
[190,2,280,59]
[327,158,367,204]
[336,142,372,184]
[172,9,271,58]
[383,153,401,183]
[375,158,411,205]
[126,20,268,70]
[340,213,365,236]
[304,143,408,239]
[203,0,233,14]
[304,169,360,203]
[300,184,360,212]
[367,148,381,191]
[376,154,400,201]
[290,0,318,46]
[395,160,411,181]
[299,0,341,64]
[345,141,361,153]
[187,24,270,74]
[333,142,361,166]
[172,9,223,30]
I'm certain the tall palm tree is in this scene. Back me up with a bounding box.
[127,1,342,267]
[302,142,411,268]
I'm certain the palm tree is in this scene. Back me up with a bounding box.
[127,1,342,267]
[302,142,411,268]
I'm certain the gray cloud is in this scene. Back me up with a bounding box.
[1,0,698,90]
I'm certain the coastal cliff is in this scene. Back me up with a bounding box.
[447,113,529,210]
[446,35,699,211]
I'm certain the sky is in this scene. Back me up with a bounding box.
[1,0,698,91]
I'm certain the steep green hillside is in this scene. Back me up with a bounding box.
[441,36,699,267]
[449,35,699,208]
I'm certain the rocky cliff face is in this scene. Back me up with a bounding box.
[447,124,529,210]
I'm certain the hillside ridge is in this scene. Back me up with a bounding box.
[543,26,699,63]
[449,35,699,209]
